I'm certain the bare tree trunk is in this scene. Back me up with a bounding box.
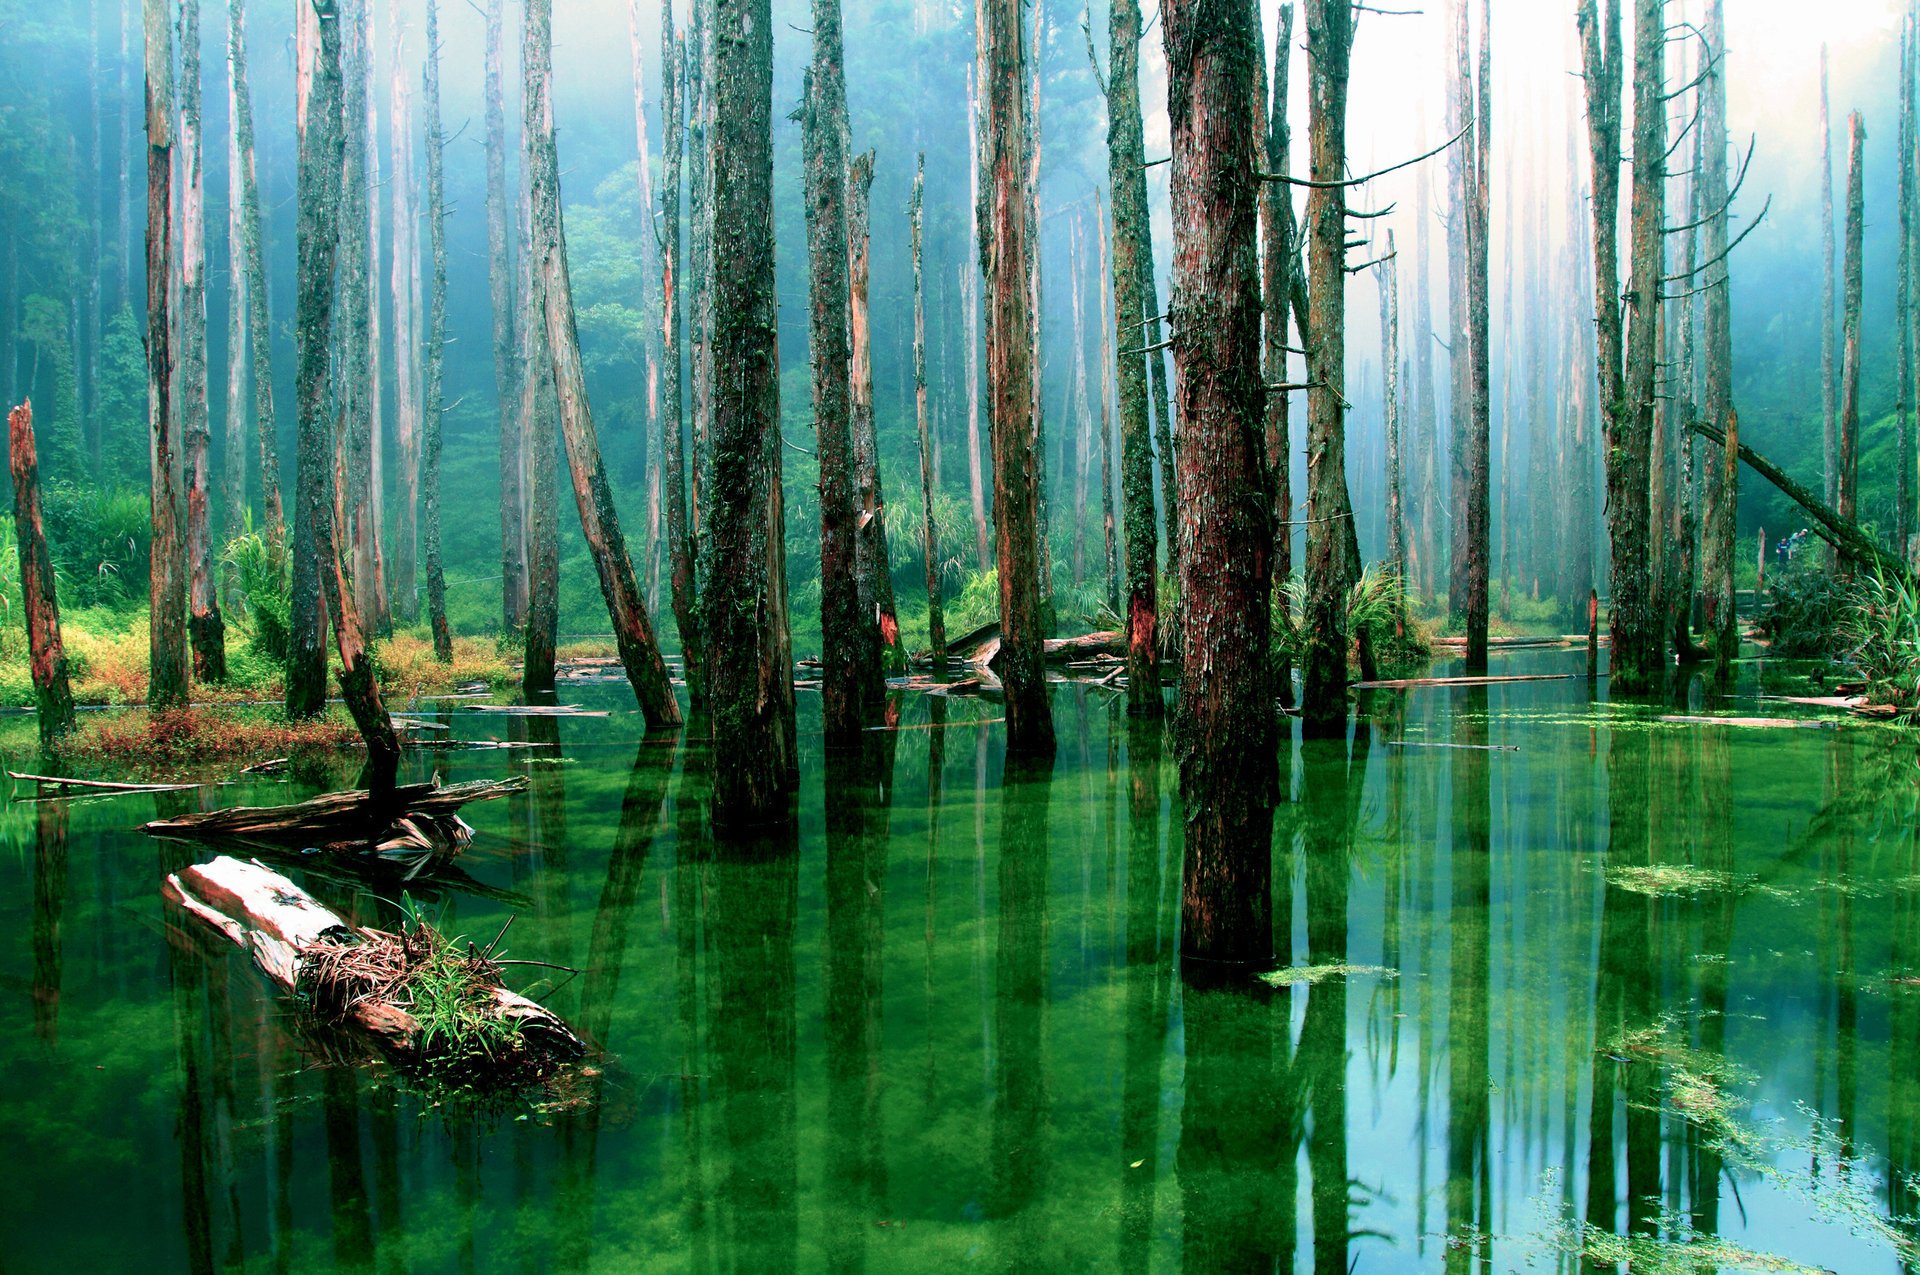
[221,16,246,614]
[1462,0,1491,670]
[1106,0,1160,717]
[1261,2,1295,701]
[1898,9,1917,558]
[1445,0,1470,630]
[1821,46,1839,523]
[1025,1,1052,631]
[1095,189,1119,616]
[9,402,75,744]
[519,153,559,695]
[338,0,377,632]
[965,68,990,573]
[1166,0,1274,966]
[488,0,526,635]
[1380,235,1404,631]
[979,0,1054,753]
[388,34,418,620]
[1412,104,1440,601]
[702,0,795,822]
[362,0,387,634]
[687,0,713,544]
[913,156,945,659]
[1838,111,1866,551]
[1300,0,1357,737]
[229,0,280,547]
[625,0,661,610]
[1699,0,1739,672]
[1070,215,1092,589]
[849,152,905,673]
[802,0,880,742]
[659,13,702,710]
[421,0,451,661]
[525,0,680,730]
[145,0,189,710]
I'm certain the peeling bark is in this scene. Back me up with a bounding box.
[145,0,189,710]
[422,0,451,662]
[178,0,225,682]
[849,152,905,672]
[912,156,945,659]
[8,402,75,744]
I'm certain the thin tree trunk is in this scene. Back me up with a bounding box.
[702,0,795,822]
[1699,0,1739,672]
[1898,9,1916,558]
[980,0,1055,754]
[1381,235,1404,632]
[849,152,905,672]
[362,0,386,634]
[519,154,559,695]
[1462,0,1491,669]
[221,15,246,614]
[1167,0,1275,966]
[1071,214,1095,592]
[687,0,712,543]
[1300,0,1357,737]
[1821,45,1838,522]
[1107,0,1160,717]
[421,0,451,661]
[1095,189,1119,616]
[488,0,526,634]
[9,401,75,744]
[913,155,945,659]
[145,0,189,710]
[525,0,680,730]
[388,35,418,620]
[802,0,880,742]
[180,0,224,682]
[659,14,702,710]
[1838,111,1866,550]
[229,0,280,546]
[965,67,990,573]
[625,0,661,612]
[1445,0,1471,629]
[1261,2,1294,700]
[338,0,377,631]
[1026,0,1051,631]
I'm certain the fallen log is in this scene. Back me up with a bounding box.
[10,771,203,796]
[1658,714,1834,730]
[164,856,585,1078]
[1352,673,1579,691]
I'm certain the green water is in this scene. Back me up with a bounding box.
[4,652,1919,1273]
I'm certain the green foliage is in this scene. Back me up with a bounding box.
[221,516,292,664]
[1758,557,1851,657]
[1273,565,1431,675]
[42,482,150,609]
[1844,568,1920,706]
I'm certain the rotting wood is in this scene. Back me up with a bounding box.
[164,855,585,1073]
[7,402,75,745]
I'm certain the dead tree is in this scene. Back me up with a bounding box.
[1838,111,1865,548]
[488,0,526,635]
[145,0,189,710]
[1095,189,1119,614]
[388,32,419,620]
[1260,2,1295,699]
[1698,0,1739,672]
[421,0,451,661]
[687,0,713,538]
[1444,0,1470,631]
[703,0,797,822]
[1379,234,1405,630]
[221,6,247,610]
[520,137,559,694]
[912,155,945,658]
[1166,0,1275,965]
[981,0,1055,753]
[524,0,680,729]
[1899,9,1917,554]
[849,152,905,671]
[1820,46,1839,519]
[659,13,702,709]
[228,0,281,546]
[338,0,378,630]
[9,402,75,744]
[965,68,991,571]
[1105,0,1161,716]
[1070,214,1092,589]
[177,0,225,681]
[1461,0,1491,669]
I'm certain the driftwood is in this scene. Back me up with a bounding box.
[1352,673,1579,691]
[10,771,202,796]
[164,855,585,1073]
[143,776,527,876]
[1658,714,1834,730]
[465,703,610,718]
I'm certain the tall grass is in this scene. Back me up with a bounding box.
[1845,569,1920,705]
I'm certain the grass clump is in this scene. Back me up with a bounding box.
[1759,557,1853,657]
[1275,565,1433,678]
[55,706,359,775]
[1844,568,1920,708]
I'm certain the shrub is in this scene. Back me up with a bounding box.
[1758,558,1852,657]
[1844,569,1920,706]
[222,520,292,664]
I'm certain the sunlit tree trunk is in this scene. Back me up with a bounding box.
[965,67,990,572]
[981,0,1055,754]
[659,11,702,710]
[1837,111,1865,552]
[421,0,451,661]
[361,0,387,633]
[1699,0,1739,674]
[1260,2,1295,700]
[228,0,280,547]
[525,0,680,729]
[849,152,905,672]
[802,0,880,742]
[1106,0,1160,716]
[912,156,945,658]
[387,36,418,620]
[488,0,526,635]
[1167,0,1275,965]
[9,401,75,744]
[687,0,713,541]
[146,0,189,710]
[702,0,795,822]
[177,0,225,681]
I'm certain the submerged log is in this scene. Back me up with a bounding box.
[164,855,585,1072]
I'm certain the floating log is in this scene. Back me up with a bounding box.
[164,855,585,1075]
[1657,715,1834,730]
[464,704,610,718]
[10,771,203,796]
[1352,673,1579,691]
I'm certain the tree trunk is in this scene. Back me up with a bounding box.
[702,0,795,823]
[1899,10,1916,557]
[1167,0,1275,967]
[658,14,702,712]
[524,0,680,730]
[1445,0,1470,630]
[145,0,189,710]
[1838,111,1866,552]
[981,0,1055,754]
[520,149,559,695]
[9,402,75,745]
[1300,0,1357,737]
[965,68,990,573]
[687,0,713,544]
[176,0,224,682]
[1821,45,1838,522]
[487,0,526,635]
[1380,235,1404,631]
[1261,2,1295,700]
[228,0,280,548]
[361,0,387,635]
[421,0,452,662]
[801,0,880,742]
[221,12,246,614]
[1461,0,1491,669]
[1070,216,1091,589]
[912,156,945,659]
[289,0,397,787]
[387,36,418,620]
[849,152,905,672]
[1107,0,1160,717]
[338,0,377,632]
[1025,2,1052,632]
[1095,189,1119,616]
[1699,0,1739,673]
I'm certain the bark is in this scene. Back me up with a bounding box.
[1698,0,1738,672]
[659,16,702,711]
[849,152,905,672]
[1025,2,1051,629]
[624,0,660,598]
[1107,0,1161,716]
[338,0,377,629]
[981,0,1055,753]
[1412,106,1440,600]
[1461,0,1491,669]
[221,14,246,612]
[913,156,945,658]
[801,2,880,741]
[228,0,280,546]
[520,149,559,695]
[1821,46,1838,517]
[965,68,990,572]
[1838,111,1865,548]
[702,0,795,822]
[1445,0,1470,627]
[9,402,75,745]
[1261,3,1294,698]
[422,0,451,661]
[525,0,681,730]
[146,0,189,710]
[1380,235,1404,630]
[687,0,713,541]
[289,0,398,785]
[1095,190,1119,615]
[178,0,225,682]
[1167,0,1275,965]
[1899,12,1916,555]
[1070,216,1092,588]
[388,39,419,619]
[1300,0,1358,736]
[361,0,387,634]
[487,0,526,634]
